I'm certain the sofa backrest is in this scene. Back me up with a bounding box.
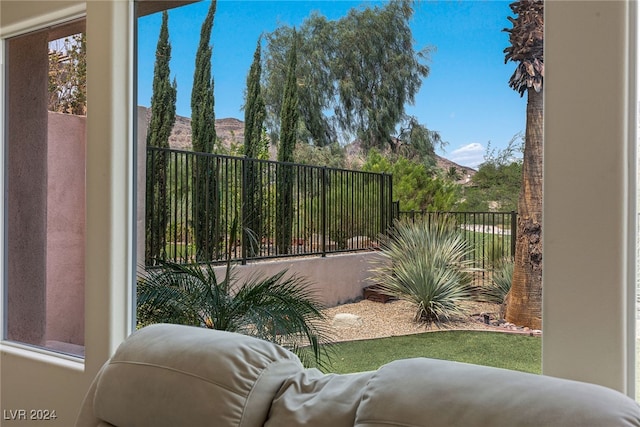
[76,323,640,427]
[75,324,303,427]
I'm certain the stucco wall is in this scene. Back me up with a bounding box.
[46,111,86,347]
[216,251,384,308]
[6,28,49,346]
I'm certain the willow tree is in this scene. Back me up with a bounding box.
[145,10,177,265]
[276,34,298,255]
[263,15,335,147]
[262,0,430,149]
[191,0,219,262]
[243,40,267,257]
[503,0,544,330]
[333,0,429,149]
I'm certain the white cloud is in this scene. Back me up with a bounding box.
[448,143,485,169]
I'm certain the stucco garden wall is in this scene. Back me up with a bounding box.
[214,251,384,308]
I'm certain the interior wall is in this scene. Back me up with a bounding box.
[542,1,634,394]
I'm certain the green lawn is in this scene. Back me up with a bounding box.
[325,330,541,374]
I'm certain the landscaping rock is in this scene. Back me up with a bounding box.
[332,313,363,328]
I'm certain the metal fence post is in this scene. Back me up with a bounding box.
[511,210,517,258]
[387,174,394,230]
[380,173,386,235]
[241,155,248,265]
[321,166,327,257]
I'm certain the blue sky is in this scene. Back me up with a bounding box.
[137,0,526,168]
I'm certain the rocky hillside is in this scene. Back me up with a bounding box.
[139,107,244,150]
[139,106,475,181]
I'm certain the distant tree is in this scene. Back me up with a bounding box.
[456,137,523,212]
[263,16,335,147]
[145,11,177,265]
[244,40,267,159]
[263,0,431,149]
[396,116,444,168]
[503,0,544,330]
[191,0,219,262]
[48,33,86,115]
[293,142,346,169]
[333,0,430,149]
[363,150,458,212]
[446,167,461,181]
[276,33,298,255]
[243,39,267,257]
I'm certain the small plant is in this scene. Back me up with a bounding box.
[371,217,478,326]
[483,237,507,267]
[137,219,334,369]
[477,257,513,305]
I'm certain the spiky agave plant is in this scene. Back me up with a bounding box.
[372,217,478,326]
[477,257,514,305]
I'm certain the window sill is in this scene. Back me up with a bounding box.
[0,341,85,372]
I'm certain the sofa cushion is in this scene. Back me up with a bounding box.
[266,369,374,427]
[354,358,640,427]
[92,324,303,427]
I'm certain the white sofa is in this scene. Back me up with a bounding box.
[76,323,640,427]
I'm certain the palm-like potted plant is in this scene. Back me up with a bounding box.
[137,220,334,369]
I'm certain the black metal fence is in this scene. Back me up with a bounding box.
[396,208,517,281]
[145,147,394,266]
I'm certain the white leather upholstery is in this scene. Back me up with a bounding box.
[77,324,302,427]
[76,323,640,427]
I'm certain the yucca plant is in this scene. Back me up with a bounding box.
[484,237,506,267]
[477,257,514,305]
[372,217,478,326]
[137,219,334,369]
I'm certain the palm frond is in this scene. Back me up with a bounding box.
[231,270,335,370]
[136,260,333,368]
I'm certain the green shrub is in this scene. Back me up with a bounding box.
[138,220,334,369]
[137,261,333,369]
[477,257,513,305]
[372,217,478,326]
[484,237,509,267]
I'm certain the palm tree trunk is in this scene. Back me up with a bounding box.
[505,87,543,330]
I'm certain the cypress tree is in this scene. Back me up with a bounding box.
[244,40,266,159]
[276,33,298,254]
[243,40,267,257]
[191,0,219,262]
[145,10,177,265]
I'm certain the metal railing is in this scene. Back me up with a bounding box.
[144,147,394,266]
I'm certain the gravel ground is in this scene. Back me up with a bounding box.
[322,299,504,342]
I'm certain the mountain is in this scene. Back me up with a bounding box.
[139,106,475,182]
[435,155,476,184]
[139,107,244,150]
